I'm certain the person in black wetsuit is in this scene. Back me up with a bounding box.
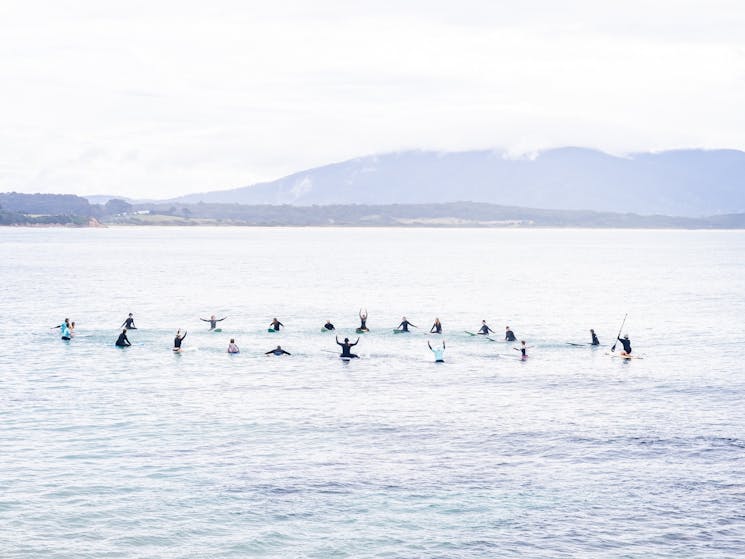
[505,326,517,342]
[358,309,369,332]
[617,334,632,354]
[590,329,600,346]
[336,336,360,358]
[265,345,291,356]
[121,313,137,329]
[201,315,226,330]
[173,330,187,352]
[323,320,335,331]
[478,321,494,335]
[115,329,131,347]
[397,316,417,332]
[269,318,284,331]
[430,318,442,334]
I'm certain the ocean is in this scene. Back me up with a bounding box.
[1,226,744,557]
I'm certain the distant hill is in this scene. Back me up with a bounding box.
[170,148,745,217]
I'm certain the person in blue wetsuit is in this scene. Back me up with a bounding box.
[428,340,445,362]
[430,318,442,334]
[617,334,632,355]
[201,315,226,330]
[478,320,494,335]
[336,336,360,358]
[115,329,131,347]
[505,326,517,342]
[265,345,291,356]
[397,317,417,332]
[590,329,599,346]
[269,318,284,331]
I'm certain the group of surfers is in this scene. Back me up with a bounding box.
[54,309,634,361]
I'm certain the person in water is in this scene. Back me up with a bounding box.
[336,336,360,358]
[478,320,494,335]
[269,318,284,331]
[201,315,227,330]
[590,329,600,346]
[358,309,369,332]
[428,340,445,363]
[115,329,131,347]
[323,320,335,331]
[121,313,137,329]
[173,329,187,352]
[227,339,240,354]
[53,318,72,340]
[514,340,530,360]
[617,334,632,355]
[505,326,517,342]
[430,318,442,334]
[70,321,76,337]
[265,345,291,356]
[397,316,417,332]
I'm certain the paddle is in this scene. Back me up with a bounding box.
[610,313,628,352]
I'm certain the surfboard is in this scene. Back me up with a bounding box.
[355,328,368,334]
[267,328,278,333]
[212,328,222,333]
[464,331,477,336]
[393,329,410,334]
[607,352,643,360]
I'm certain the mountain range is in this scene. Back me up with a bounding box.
[164,148,745,217]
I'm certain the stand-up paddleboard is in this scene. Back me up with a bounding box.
[607,352,643,360]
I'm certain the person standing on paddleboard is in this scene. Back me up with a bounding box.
[591,329,600,346]
[115,329,131,347]
[173,330,187,352]
[336,336,360,358]
[397,317,417,332]
[201,315,226,330]
[505,326,517,342]
[428,340,445,362]
[430,318,442,334]
[121,313,137,329]
[478,320,494,335]
[617,334,632,355]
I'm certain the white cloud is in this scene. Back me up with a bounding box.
[1,0,744,198]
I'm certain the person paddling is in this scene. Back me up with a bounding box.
[336,336,360,358]
[396,316,417,332]
[617,334,632,355]
[201,315,226,330]
[265,345,291,356]
[428,340,445,363]
[115,329,131,347]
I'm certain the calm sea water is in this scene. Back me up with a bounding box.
[1,227,744,558]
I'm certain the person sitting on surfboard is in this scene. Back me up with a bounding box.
[115,329,131,347]
[269,318,284,331]
[428,340,445,363]
[397,317,417,332]
[227,339,240,354]
[505,326,517,342]
[430,318,442,334]
[323,320,335,331]
[336,336,360,358]
[478,321,494,335]
[173,330,187,352]
[265,345,291,356]
[617,334,632,355]
[591,329,599,346]
[357,309,369,332]
[121,313,137,330]
[201,315,226,330]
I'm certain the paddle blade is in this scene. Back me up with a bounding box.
[611,343,617,352]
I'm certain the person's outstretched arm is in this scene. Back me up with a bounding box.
[283,350,291,355]
[217,317,227,322]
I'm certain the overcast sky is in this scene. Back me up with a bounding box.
[1,1,744,199]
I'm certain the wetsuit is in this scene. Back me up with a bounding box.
[505,329,517,342]
[115,332,131,347]
[398,320,415,332]
[121,317,136,329]
[266,348,291,356]
[358,317,368,331]
[591,332,599,346]
[337,339,359,358]
[173,332,187,350]
[270,320,284,331]
[201,317,226,329]
[430,345,445,362]
[324,322,335,331]
[430,322,442,334]
[479,324,493,335]
[617,337,632,354]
